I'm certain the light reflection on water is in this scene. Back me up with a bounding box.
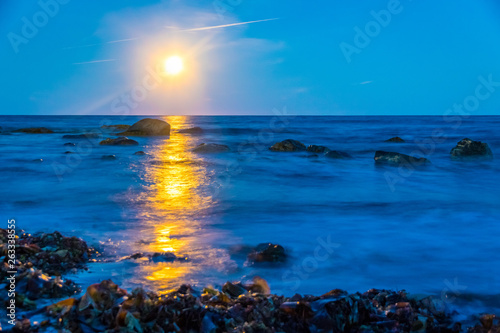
[128,116,232,292]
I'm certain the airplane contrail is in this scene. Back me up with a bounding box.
[175,18,280,32]
[63,38,139,50]
[73,59,116,65]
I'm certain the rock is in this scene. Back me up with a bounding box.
[119,118,170,136]
[374,151,430,166]
[63,142,75,146]
[128,253,144,260]
[99,137,139,146]
[101,155,116,160]
[178,127,203,134]
[151,252,177,262]
[64,151,73,154]
[54,250,69,258]
[269,139,307,152]
[307,145,331,153]
[101,124,130,131]
[450,138,493,158]
[193,143,230,153]
[62,133,100,139]
[480,314,496,330]
[222,282,247,298]
[14,127,53,134]
[325,151,351,159]
[385,137,405,143]
[248,243,286,263]
[32,159,44,162]
[134,151,146,155]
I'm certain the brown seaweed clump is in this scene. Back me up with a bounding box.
[7,279,497,333]
[0,229,93,310]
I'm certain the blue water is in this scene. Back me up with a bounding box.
[1,115,499,309]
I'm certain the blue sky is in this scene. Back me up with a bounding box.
[1,0,500,115]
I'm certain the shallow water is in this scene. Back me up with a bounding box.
[1,115,499,310]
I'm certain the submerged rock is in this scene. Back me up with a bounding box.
[119,118,171,136]
[450,138,493,158]
[101,124,130,131]
[385,137,405,143]
[134,151,146,155]
[178,126,203,134]
[248,243,287,263]
[14,127,53,134]
[101,155,117,160]
[374,151,430,166]
[307,145,331,153]
[99,137,139,146]
[63,142,75,146]
[62,133,100,139]
[32,158,44,162]
[269,139,307,152]
[325,150,352,159]
[193,143,230,153]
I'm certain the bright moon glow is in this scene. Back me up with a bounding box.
[164,56,184,75]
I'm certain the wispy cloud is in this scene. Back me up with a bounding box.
[360,81,373,85]
[73,59,116,65]
[63,38,139,50]
[175,18,280,32]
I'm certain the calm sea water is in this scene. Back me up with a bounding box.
[1,115,499,310]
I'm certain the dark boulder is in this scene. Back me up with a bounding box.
[151,252,177,263]
[307,145,331,153]
[374,151,430,166]
[101,124,130,131]
[64,151,73,154]
[62,133,100,139]
[450,138,493,158]
[222,282,247,298]
[99,137,139,146]
[193,143,230,153]
[63,142,75,146]
[178,127,203,134]
[14,127,53,134]
[325,151,351,159]
[248,243,287,263]
[134,151,146,155]
[385,137,405,143]
[119,118,170,136]
[269,139,306,152]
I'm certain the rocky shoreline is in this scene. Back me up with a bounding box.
[1,229,499,333]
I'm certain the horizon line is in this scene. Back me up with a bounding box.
[0,114,498,117]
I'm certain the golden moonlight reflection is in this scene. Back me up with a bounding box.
[128,116,234,292]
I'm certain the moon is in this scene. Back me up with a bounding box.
[164,56,184,75]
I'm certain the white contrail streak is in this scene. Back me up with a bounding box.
[175,18,280,32]
[73,59,116,65]
[63,38,139,50]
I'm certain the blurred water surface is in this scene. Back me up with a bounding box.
[0,115,499,309]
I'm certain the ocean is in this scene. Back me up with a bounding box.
[1,115,499,312]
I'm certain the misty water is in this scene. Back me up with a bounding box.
[1,115,499,312]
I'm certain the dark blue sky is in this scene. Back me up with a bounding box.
[1,0,500,115]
